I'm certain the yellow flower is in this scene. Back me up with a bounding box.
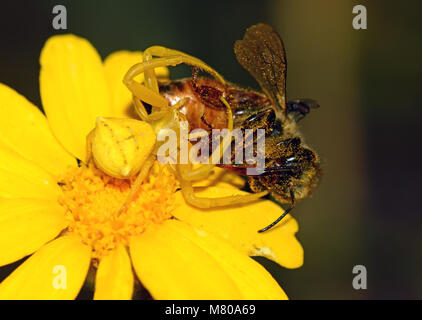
[0,34,303,300]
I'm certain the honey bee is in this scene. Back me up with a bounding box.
[158,23,322,232]
[90,23,321,232]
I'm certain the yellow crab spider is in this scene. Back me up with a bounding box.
[86,46,268,214]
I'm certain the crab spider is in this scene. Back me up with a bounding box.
[86,46,268,214]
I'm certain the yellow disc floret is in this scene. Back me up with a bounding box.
[58,162,178,259]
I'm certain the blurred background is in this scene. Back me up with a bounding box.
[1,0,421,299]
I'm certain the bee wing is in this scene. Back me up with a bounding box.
[234,23,287,115]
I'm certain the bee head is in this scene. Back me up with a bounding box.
[253,137,321,203]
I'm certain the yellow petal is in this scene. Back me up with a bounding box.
[94,245,134,300]
[0,198,67,267]
[173,187,303,269]
[130,220,287,299]
[130,221,242,299]
[0,84,76,177]
[170,220,288,299]
[0,235,91,300]
[40,34,113,162]
[104,51,169,118]
[0,146,61,200]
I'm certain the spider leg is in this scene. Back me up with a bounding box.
[176,164,268,209]
[118,153,156,215]
[180,96,234,181]
[144,46,225,84]
[124,47,226,118]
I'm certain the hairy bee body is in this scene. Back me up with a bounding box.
[159,77,322,204]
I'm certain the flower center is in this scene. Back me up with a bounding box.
[58,162,178,259]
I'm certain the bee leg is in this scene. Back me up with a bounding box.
[176,164,268,208]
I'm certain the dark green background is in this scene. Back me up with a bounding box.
[1,0,421,299]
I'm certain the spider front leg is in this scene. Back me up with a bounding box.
[123,48,226,118]
[180,95,234,181]
[143,46,225,84]
[176,164,268,209]
[142,51,159,94]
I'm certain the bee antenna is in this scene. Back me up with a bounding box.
[258,184,295,233]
